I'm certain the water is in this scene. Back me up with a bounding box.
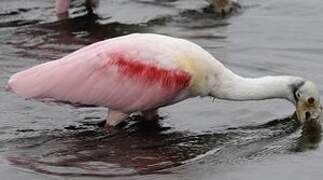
[1,0,323,179]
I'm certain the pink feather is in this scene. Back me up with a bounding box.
[8,34,192,113]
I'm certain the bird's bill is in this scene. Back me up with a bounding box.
[296,101,322,123]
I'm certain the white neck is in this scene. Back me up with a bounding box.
[210,68,303,103]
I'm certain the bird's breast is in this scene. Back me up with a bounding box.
[174,51,206,96]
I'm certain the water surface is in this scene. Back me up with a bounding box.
[1,0,323,179]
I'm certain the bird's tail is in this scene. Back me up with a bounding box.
[7,60,59,99]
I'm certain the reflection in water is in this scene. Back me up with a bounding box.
[3,0,234,61]
[292,120,322,152]
[7,121,224,177]
[6,116,304,177]
[7,13,150,61]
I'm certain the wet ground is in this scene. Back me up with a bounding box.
[1,0,323,179]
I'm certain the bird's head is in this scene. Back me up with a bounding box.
[291,80,322,123]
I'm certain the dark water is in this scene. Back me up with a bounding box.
[1,0,323,179]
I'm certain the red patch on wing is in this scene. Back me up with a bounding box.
[109,53,191,90]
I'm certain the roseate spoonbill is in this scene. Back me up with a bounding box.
[8,33,322,127]
[55,0,97,14]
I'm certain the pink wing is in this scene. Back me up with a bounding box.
[8,39,191,112]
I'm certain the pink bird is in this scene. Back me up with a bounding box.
[8,34,322,128]
[55,0,97,14]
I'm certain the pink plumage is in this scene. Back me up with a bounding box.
[8,34,206,126]
[11,33,317,127]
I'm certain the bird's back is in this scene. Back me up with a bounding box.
[8,33,220,112]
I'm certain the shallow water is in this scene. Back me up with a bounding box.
[1,0,323,179]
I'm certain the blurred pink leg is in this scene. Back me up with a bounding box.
[55,0,71,14]
[104,110,128,127]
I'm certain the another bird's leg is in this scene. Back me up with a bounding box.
[84,0,98,14]
[55,0,71,14]
[142,109,159,121]
[104,110,128,127]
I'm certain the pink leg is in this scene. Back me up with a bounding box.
[55,0,71,14]
[104,110,129,127]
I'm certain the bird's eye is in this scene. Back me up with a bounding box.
[308,97,315,105]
